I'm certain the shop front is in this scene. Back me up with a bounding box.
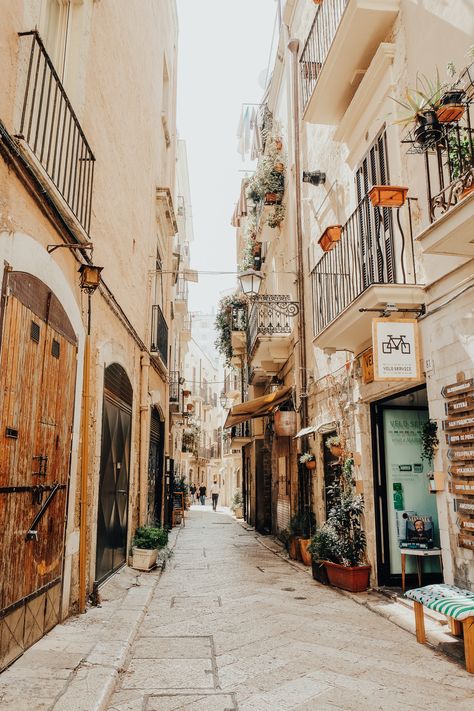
[371,386,442,588]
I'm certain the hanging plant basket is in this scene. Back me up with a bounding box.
[264,192,283,205]
[318,225,342,252]
[329,444,343,458]
[183,389,191,397]
[368,185,408,208]
[306,460,317,470]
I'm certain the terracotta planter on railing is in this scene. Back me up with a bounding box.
[318,225,342,252]
[368,185,408,208]
[324,561,371,592]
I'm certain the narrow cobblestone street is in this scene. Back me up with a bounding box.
[107,507,474,711]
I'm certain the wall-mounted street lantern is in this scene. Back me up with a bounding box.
[78,264,103,293]
[238,269,264,296]
[302,170,326,186]
[220,391,230,409]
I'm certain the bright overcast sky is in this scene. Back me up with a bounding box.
[176,0,278,315]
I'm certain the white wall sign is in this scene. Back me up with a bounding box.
[372,318,420,382]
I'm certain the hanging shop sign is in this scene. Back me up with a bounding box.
[447,431,474,445]
[445,395,474,415]
[447,448,474,461]
[441,378,474,399]
[361,349,374,384]
[372,319,420,381]
[449,465,474,476]
[442,375,474,551]
[442,415,474,431]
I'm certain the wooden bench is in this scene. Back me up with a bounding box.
[405,583,474,673]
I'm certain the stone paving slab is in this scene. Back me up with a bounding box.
[106,506,474,711]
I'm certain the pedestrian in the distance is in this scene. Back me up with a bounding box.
[195,488,200,503]
[210,480,220,511]
[190,482,196,502]
[199,483,206,505]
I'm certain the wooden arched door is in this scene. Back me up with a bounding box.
[95,364,132,584]
[0,271,78,670]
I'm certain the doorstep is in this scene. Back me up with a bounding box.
[0,526,181,711]
[244,523,465,667]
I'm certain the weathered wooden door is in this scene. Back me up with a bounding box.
[95,364,132,584]
[0,272,77,671]
[147,408,164,525]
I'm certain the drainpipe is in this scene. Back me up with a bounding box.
[78,294,91,613]
[139,352,150,525]
[288,38,310,516]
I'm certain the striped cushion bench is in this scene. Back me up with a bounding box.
[405,584,474,673]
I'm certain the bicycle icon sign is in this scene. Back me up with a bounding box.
[381,333,411,355]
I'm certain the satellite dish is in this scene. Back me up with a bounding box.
[258,68,268,90]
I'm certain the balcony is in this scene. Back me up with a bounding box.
[230,422,252,447]
[311,195,424,353]
[174,275,188,313]
[300,0,400,125]
[169,371,180,402]
[415,103,474,257]
[247,295,298,374]
[150,304,168,366]
[17,31,95,235]
[231,303,247,355]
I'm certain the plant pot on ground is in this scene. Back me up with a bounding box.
[312,458,371,592]
[311,559,329,585]
[290,511,316,565]
[131,526,168,571]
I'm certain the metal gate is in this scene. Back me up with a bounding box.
[95,364,132,584]
[0,272,77,671]
[147,408,164,525]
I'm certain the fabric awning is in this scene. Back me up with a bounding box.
[293,425,317,439]
[224,386,292,429]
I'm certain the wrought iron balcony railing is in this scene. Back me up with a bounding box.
[17,31,95,234]
[310,194,415,337]
[299,0,347,112]
[231,422,251,440]
[169,371,180,402]
[175,274,188,301]
[150,304,168,366]
[247,295,299,356]
[231,304,247,331]
[422,103,474,222]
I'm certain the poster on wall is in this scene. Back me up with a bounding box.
[372,318,420,382]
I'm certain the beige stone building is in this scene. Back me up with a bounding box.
[229,0,474,590]
[0,0,180,669]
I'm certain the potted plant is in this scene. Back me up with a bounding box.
[320,458,371,592]
[131,526,168,571]
[299,452,316,470]
[436,89,465,123]
[231,489,244,519]
[308,526,338,585]
[297,510,316,566]
[288,513,304,560]
[421,419,439,463]
[325,435,343,458]
[391,73,444,148]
